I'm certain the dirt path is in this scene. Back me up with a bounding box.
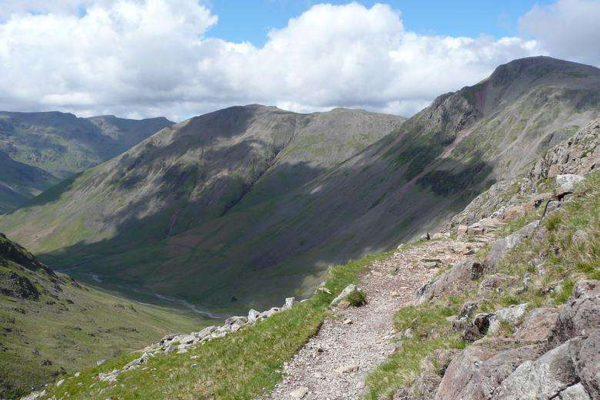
[266,239,481,400]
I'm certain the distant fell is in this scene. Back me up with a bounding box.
[0,111,173,212]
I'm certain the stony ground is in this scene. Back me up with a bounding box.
[266,239,487,400]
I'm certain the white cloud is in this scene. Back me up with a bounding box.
[0,1,548,121]
[520,0,600,67]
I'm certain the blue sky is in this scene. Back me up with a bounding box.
[0,0,598,120]
[207,0,555,46]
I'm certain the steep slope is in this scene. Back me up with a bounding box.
[0,106,404,311]
[0,111,173,212]
[0,233,205,399]
[0,150,58,213]
[2,57,599,314]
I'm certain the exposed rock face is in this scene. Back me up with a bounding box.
[435,343,544,400]
[432,282,600,400]
[527,119,600,189]
[493,331,600,400]
[514,308,560,343]
[0,271,39,300]
[486,221,539,268]
[0,233,54,275]
[549,280,600,346]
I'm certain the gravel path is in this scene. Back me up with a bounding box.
[266,239,479,400]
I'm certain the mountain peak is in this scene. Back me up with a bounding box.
[487,56,599,87]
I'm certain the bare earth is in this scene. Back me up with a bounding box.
[266,239,481,400]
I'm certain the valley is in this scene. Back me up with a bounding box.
[0,56,598,400]
[1,57,599,315]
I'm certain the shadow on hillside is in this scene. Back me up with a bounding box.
[36,139,495,315]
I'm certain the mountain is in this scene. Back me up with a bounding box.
[1,57,599,314]
[0,111,173,212]
[0,150,57,213]
[26,122,600,400]
[0,232,204,399]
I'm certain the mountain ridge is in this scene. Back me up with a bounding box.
[0,111,174,212]
[1,56,599,314]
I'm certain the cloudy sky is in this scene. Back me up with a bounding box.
[0,0,599,121]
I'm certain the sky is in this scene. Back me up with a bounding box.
[0,0,599,121]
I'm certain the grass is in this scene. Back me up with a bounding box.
[39,251,393,400]
[365,304,464,400]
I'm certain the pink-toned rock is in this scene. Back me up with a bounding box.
[502,205,526,221]
[515,307,560,343]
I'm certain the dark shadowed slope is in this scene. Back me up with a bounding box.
[0,149,58,213]
[0,112,173,212]
[2,57,599,314]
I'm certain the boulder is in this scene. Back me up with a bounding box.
[488,303,528,334]
[434,345,496,400]
[416,260,483,304]
[21,390,46,400]
[434,343,544,400]
[261,307,281,318]
[462,313,495,342]
[556,174,584,194]
[549,280,600,346]
[493,337,586,400]
[457,225,468,235]
[486,221,539,267]
[560,383,592,400]
[290,387,309,399]
[331,284,360,306]
[335,364,359,374]
[123,353,150,371]
[573,329,600,399]
[283,297,297,310]
[248,309,261,323]
[514,307,560,343]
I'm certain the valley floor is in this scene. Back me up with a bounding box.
[266,238,489,400]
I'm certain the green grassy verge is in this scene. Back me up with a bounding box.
[365,304,465,399]
[39,252,392,400]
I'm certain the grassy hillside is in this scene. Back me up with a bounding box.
[0,106,404,313]
[30,252,390,400]
[0,234,205,399]
[1,57,599,316]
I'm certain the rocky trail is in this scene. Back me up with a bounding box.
[266,238,491,400]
